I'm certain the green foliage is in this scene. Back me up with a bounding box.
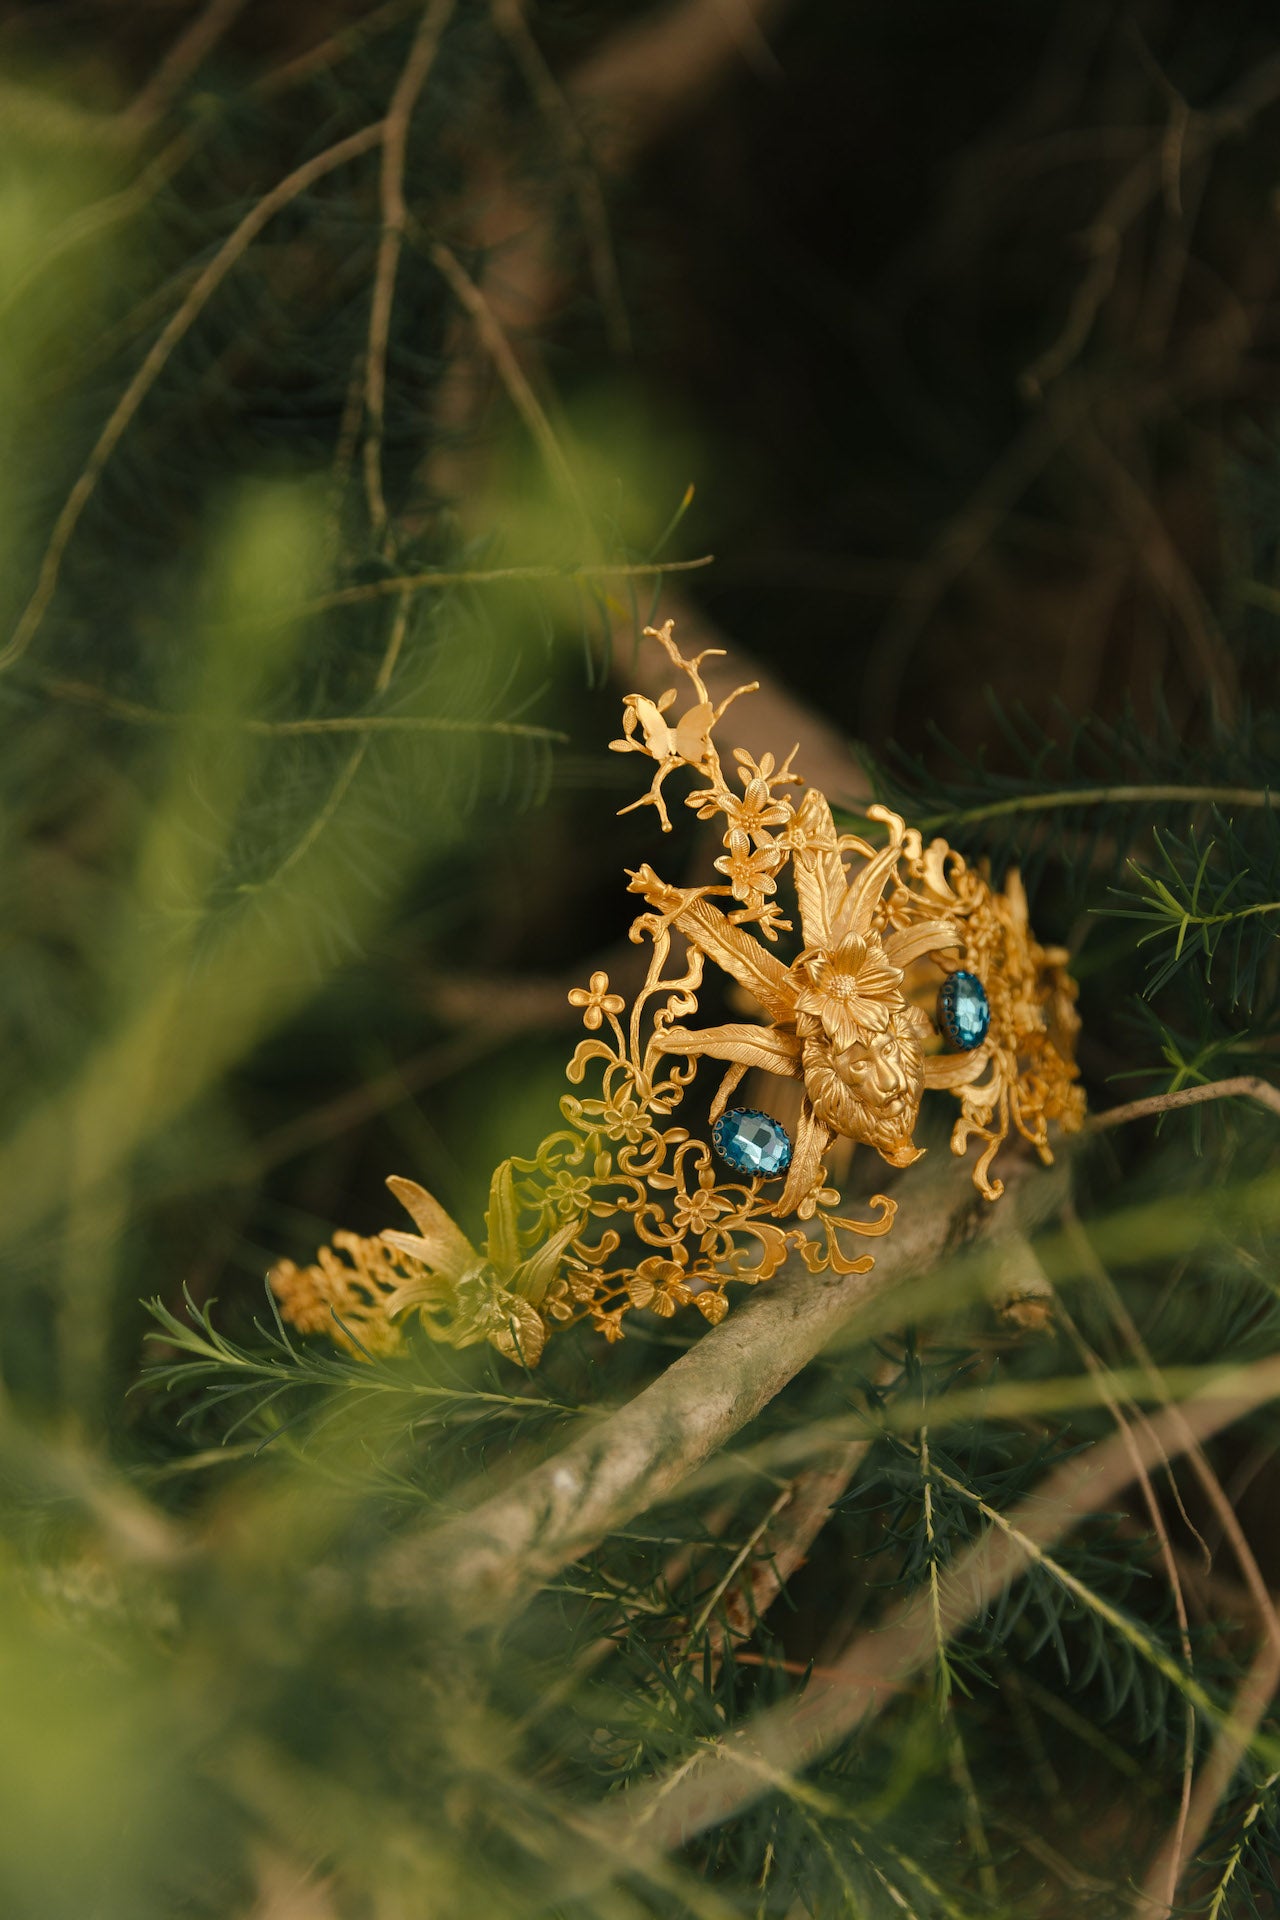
[0,4,1279,1918]
[1108,816,1280,1011]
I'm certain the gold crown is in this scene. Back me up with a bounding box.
[270,621,1084,1366]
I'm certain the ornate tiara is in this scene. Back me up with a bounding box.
[270,622,1084,1366]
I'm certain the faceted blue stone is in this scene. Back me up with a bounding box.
[712,1108,793,1177]
[937,969,990,1051]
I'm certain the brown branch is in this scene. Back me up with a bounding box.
[425,0,794,508]
[694,1358,903,1662]
[1021,51,1280,397]
[493,0,632,354]
[427,237,591,523]
[593,1346,1280,1871]
[120,0,253,135]
[707,1438,877,1655]
[1057,1300,1196,1917]
[1088,1076,1280,1133]
[568,0,792,175]
[364,0,457,543]
[257,0,422,101]
[1135,1631,1280,1915]
[1077,426,1239,730]
[1059,1201,1280,1653]
[370,1152,1065,1621]
[1053,1208,1280,1913]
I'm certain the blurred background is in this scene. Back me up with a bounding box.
[2,1,1280,1914]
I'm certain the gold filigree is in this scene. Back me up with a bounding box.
[880,852,1085,1199]
[269,1234,415,1359]
[269,619,1083,1365]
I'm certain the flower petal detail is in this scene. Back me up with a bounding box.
[384,1176,477,1283]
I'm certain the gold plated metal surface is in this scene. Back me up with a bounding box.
[270,621,1083,1364]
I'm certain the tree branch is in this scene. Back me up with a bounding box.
[592,1344,1280,1873]
[370,1152,1066,1623]
[1088,1076,1280,1132]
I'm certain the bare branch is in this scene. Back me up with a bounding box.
[121,0,253,135]
[364,0,457,542]
[1135,1632,1280,1915]
[594,1344,1280,1870]
[1088,1076,1280,1133]
[370,1152,1065,1621]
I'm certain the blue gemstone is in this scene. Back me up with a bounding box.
[937,970,990,1050]
[712,1108,793,1177]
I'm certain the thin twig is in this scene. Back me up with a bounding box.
[492,0,632,353]
[424,0,794,511]
[1135,1634,1280,1915]
[5,1,420,320]
[1021,51,1280,396]
[34,679,566,741]
[1088,1076,1280,1132]
[257,0,421,100]
[249,555,714,626]
[364,0,457,542]
[595,1348,1280,1871]
[121,0,253,134]
[427,237,590,524]
[916,783,1276,830]
[708,1438,878,1654]
[1056,1203,1280,1911]
[1079,427,1239,730]
[1060,1203,1280,1659]
[0,129,197,321]
[0,120,387,675]
[1057,1302,1196,1918]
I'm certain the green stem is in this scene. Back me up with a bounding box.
[910,784,1274,830]
[251,552,716,627]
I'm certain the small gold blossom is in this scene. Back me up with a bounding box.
[566,1266,606,1302]
[672,1170,731,1236]
[567,1091,649,1143]
[690,764,791,836]
[568,971,625,1030]
[545,1168,594,1218]
[714,830,783,904]
[795,1182,840,1222]
[627,1255,693,1317]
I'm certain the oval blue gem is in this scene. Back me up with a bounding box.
[937,970,990,1051]
[712,1108,793,1177]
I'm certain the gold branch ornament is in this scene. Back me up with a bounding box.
[269,622,1084,1366]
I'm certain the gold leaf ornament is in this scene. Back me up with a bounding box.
[270,620,1083,1365]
